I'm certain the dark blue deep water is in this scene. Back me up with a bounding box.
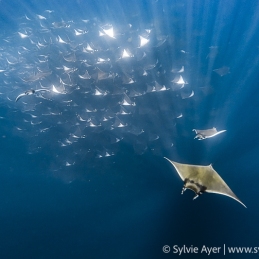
[0,0,259,258]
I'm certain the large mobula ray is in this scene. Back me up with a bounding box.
[164,157,246,208]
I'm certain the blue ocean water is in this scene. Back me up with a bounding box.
[0,0,259,258]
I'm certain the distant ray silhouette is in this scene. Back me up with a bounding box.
[213,66,230,77]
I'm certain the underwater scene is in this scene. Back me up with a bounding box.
[0,0,259,258]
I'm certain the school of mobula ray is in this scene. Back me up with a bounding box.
[0,10,243,207]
